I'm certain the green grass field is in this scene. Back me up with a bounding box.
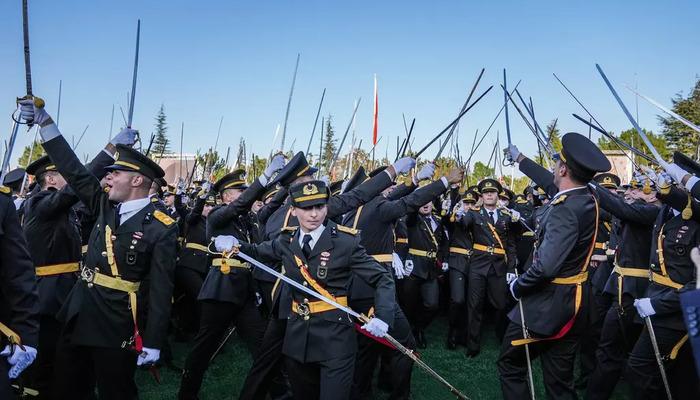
[137,317,627,399]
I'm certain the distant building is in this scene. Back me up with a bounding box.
[156,154,198,184]
[602,149,634,184]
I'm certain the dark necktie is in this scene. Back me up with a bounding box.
[115,204,122,228]
[488,211,494,223]
[302,234,312,259]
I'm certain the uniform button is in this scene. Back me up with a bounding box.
[691,327,699,337]
[303,298,309,303]
[101,251,107,257]
[687,306,697,313]
[689,320,697,328]
[303,282,308,286]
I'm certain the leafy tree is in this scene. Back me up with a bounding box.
[247,154,269,180]
[195,149,226,181]
[322,116,337,175]
[660,78,700,159]
[597,128,669,166]
[469,161,494,183]
[152,104,169,157]
[16,140,46,167]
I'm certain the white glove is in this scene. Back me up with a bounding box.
[664,162,689,184]
[634,298,656,318]
[504,144,521,163]
[319,175,330,186]
[200,181,212,197]
[361,317,389,338]
[640,166,658,183]
[404,259,414,275]
[1,345,37,379]
[415,163,435,181]
[214,235,239,252]
[392,157,417,175]
[264,154,286,178]
[340,180,349,194]
[392,252,405,279]
[509,279,520,300]
[441,262,449,272]
[506,272,517,285]
[18,98,51,126]
[110,127,138,146]
[136,347,160,366]
[441,197,451,212]
[176,178,185,195]
[509,209,521,221]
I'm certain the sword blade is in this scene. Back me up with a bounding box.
[645,317,673,400]
[626,85,700,135]
[503,69,511,147]
[22,0,32,96]
[596,64,664,164]
[330,98,362,171]
[127,20,141,128]
[281,53,300,152]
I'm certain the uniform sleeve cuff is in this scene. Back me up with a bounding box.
[685,176,700,192]
[258,175,269,187]
[39,123,62,142]
[440,176,449,188]
[509,280,520,300]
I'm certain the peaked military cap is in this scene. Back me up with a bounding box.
[555,132,611,181]
[268,152,318,187]
[478,178,502,194]
[263,186,280,202]
[594,172,620,189]
[673,151,700,177]
[105,144,165,180]
[163,184,176,196]
[3,168,26,191]
[214,169,248,192]
[343,167,368,193]
[462,189,478,204]
[329,180,343,196]
[26,155,57,177]
[204,193,217,206]
[499,188,514,201]
[468,185,479,195]
[290,180,329,208]
[514,194,528,204]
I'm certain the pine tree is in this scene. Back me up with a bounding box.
[152,104,169,157]
[322,115,337,174]
[660,78,700,159]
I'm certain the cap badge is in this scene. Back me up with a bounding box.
[303,183,319,195]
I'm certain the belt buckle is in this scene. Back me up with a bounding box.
[80,267,96,288]
[296,303,310,320]
[426,251,436,258]
[487,246,495,254]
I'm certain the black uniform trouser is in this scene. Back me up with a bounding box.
[51,334,137,400]
[350,299,415,400]
[285,354,355,400]
[255,279,277,318]
[174,267,206,333]
[24,314,61,398]
[577,284,611,386]
[0,362,14,400]
[179,298,266,400]
[448,268,468,331]
[498,313,585,400]
[625,323,699,399]
[467,266,507,352]
[238,317,290,400]
[586,294,641,400]
[400,275,439,330]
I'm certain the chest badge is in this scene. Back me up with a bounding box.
[126,251,137,265]
[317,265,328,279]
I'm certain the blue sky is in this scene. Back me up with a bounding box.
[1,0,698,168]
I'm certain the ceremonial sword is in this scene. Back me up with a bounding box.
[127,20,140,129]
[596,64,666,165]
[306,88,326,156]
[625,85,700,136]
[227,248,471,400]
[503,69,513,165]
[330,98,361,172]
[645,316,673,400]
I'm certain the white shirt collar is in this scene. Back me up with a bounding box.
[118,197,151,224]
[553,185,586,199]
[298,223,326,250]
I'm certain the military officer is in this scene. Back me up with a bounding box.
[0,188,39,399]
[19,98,178,400]
[499,132,611,399]
[219,179,396,400]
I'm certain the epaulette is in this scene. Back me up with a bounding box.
[153,210,175,226]
[551,195,567,206]
[472,206,481,211]
[151,196,159,203]
[281,226,298,233]
[0,186,10,195]
[336,225,358,235]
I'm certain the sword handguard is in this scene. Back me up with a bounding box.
[16,95,44,109]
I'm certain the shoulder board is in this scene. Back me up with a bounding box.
[336,225,358,235]
[551,195,567,206]
[0,186,10,195]
[150,196,159,203]
[153,210,176,226]
[472,206,481,211]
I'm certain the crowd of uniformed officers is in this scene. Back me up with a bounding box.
[0,96,699,400]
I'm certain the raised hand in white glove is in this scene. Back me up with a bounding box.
[504,144,521,163]
[361,317,389,338]
[392,157,417,175]
[1,345,37,379]
[634,298,656,318]
[110,127,138,146]
[392,253,405,279]
[506,272,517,285]
[18,98,51,126]
[214,235,239,252]
[415,163,435,182]
[509,209,521,222]
[176,178,185,195]
[404,259,414,275]
[441,262,449,272]
[136,347,160,366]
[662,162,688,184]
[640,166,658,183]
[264,154,286,179]
[200,181,212,195]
